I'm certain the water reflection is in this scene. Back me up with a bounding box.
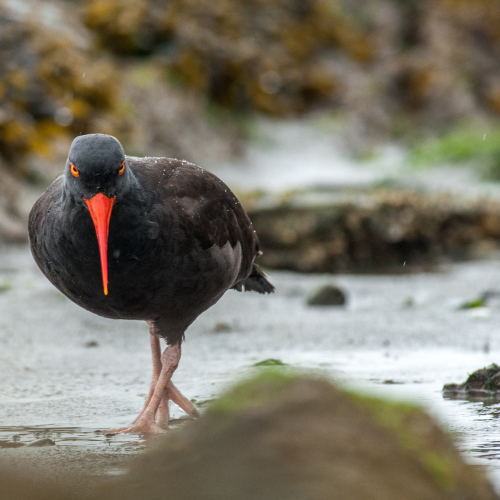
[0,425,144,447]
[0,417,190,449]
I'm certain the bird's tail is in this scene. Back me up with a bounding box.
[234,264,275,294]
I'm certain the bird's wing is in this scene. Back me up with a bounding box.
[128,157,259,282]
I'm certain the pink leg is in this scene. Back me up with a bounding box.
[103,321,199,435]
[168,382,200,418]
[132,330,162,424]
[103,325,162,434]
[156,381,200,429]
[105,344,181,434]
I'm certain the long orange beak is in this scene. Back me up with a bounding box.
[84,193,116,295]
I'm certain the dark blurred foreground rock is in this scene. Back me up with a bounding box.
[0,372,498,500]
[0,469,77,500]
[93,372,496,500]
[443,364,500,399]
[248,188,500,273]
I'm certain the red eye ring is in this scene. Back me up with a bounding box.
[118,161,125,176]
[70,163,79,177]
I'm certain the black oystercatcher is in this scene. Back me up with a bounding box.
[29,134,274,434]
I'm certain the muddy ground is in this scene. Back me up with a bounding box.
[2,245,500,492]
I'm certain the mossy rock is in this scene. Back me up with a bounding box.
[444,364,500,397]
[83,0,500,139]
[247,188,500,273]
[0,2,122,174]
[95,371,497,500]
[84,0,373,116]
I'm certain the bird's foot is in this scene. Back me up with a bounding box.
[102,419,165,435]
[123,421,166,434]
[101,426,131,435]
[153,381,200,429]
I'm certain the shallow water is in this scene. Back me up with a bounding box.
[0,425,140,448]
[0,415,191,449]
[3,246,500,489]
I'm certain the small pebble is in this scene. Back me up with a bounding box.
[307,285,346,307]
[213,322,231,333]
[253,358,286,367]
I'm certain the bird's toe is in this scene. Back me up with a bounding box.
[101,426,132,435]
[125,421,166,434]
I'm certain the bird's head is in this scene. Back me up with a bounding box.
[65,133,129,296]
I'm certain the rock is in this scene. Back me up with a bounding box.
[85,0,370,116]
[443,364,500,398]
[27,438,56,447]
[0,0,122,244]
[253,358,287,367]
[0,469,74,500]
[96,372,498,500]
[0,1,120,173]
[83,0,500,141]
[247,188,500,273]
[0,2,243,245]
[307,284,347,306]
[212,322,231,333]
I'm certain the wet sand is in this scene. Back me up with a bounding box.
[2,245,500,491]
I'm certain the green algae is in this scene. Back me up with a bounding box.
[458,298,486,310]
[207,369,298,414]
[349,391,455,492]
[253,358,287,367]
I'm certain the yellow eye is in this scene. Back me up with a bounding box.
[118,161,125,175]
[70,163,79,177]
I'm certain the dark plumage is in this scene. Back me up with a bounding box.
[29,134,273,433]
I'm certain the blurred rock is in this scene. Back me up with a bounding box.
[252,358,287,366]
[121,62,244,165]
[0,162,27,243]
[247,188,500,273]
[0,0,122,242]
[307,284,347,306]
[0,469,78,500]
[0,1,246,244]
[95,372,498,500]
[85,0,370,116]
[212,321,231,333]
[83,0,500,150]
[0,0,121,171]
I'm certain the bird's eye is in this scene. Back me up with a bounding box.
[70,163,79,177]
[118,161,125,176]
